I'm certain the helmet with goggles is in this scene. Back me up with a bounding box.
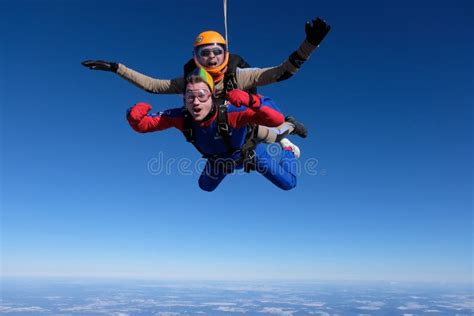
[194,31,226,47]
[193,31,229,77]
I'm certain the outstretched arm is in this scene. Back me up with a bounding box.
[127,103,184,133]
[236,17,331,90]
[225,90,285,128]
[117,64,186,94]
[81,60,186,94]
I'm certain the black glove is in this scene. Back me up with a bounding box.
[305,17,331,46]
[81,60,118,72]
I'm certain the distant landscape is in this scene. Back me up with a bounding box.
[1,278,472,315]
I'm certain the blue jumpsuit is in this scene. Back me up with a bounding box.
[127,96,297,191]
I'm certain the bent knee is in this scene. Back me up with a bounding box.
[198,178,218,192]
[279,176,297,191]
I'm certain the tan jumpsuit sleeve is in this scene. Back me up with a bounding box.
[116,64,186,94]
[236,39,318,91]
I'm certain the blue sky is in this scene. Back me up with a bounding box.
[1,0,472,282]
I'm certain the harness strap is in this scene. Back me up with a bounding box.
[217,103,235,155]
[182,105,259,173]
[182,108,208,157]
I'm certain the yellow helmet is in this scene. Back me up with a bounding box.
[187,67,214,92]
[194,31,226,47]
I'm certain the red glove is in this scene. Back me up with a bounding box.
[226,89,261,108]
[128,102,152,122]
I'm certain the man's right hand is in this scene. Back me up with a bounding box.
[81,60,118,72]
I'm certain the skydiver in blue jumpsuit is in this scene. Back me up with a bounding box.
[127,68,299,191]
